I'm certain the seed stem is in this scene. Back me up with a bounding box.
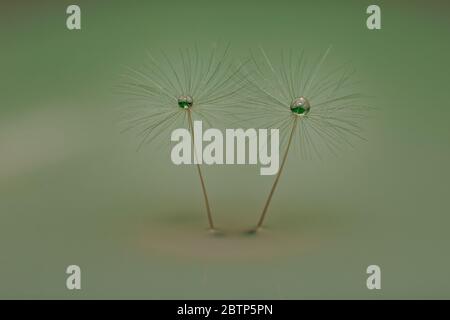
[187,109,215,230]
[256,115,298,230]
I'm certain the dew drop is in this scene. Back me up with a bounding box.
[290,96,310,115]
[177,95,193,109]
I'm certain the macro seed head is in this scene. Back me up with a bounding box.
[177,95,193,109]
[290,96,310,116]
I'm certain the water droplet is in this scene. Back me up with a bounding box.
[178,95,193,109]
[290,96,310,115]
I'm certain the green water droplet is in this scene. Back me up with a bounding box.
[290,96,310,115]
[177,95,193,109]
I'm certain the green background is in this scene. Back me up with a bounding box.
[1,0,450,299]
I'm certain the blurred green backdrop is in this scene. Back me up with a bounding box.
[1,0,450,299]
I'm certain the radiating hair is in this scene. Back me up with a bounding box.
[238,46,371,159]
[118,43,247,151]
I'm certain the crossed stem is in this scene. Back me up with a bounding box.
[256,115,299,230]
[187,109,215,230]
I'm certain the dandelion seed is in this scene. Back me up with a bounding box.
[118,44,245,233]
[240,46,370,233]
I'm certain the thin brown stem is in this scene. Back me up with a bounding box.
[256,116,298,230]
[187,109,215,230]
